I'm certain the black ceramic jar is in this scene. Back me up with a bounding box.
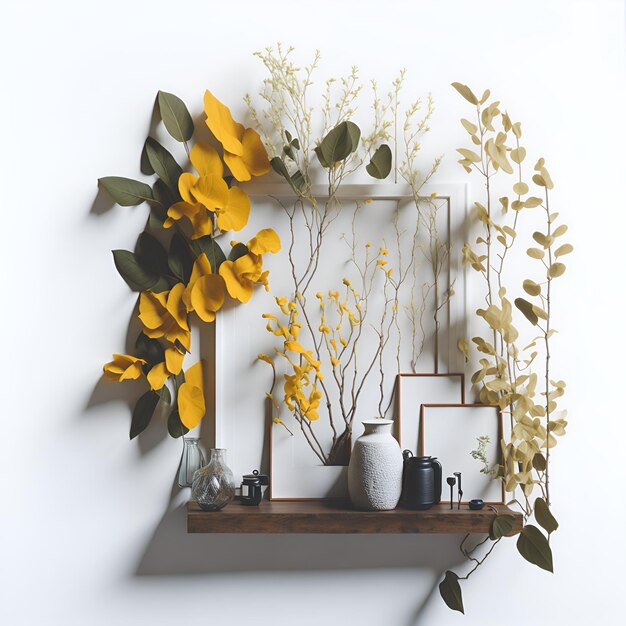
[401,451,442,510]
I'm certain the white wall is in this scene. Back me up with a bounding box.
[1,1,624,624]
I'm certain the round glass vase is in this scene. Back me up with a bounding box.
[191,448,236,511]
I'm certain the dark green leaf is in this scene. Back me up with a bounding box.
[283,144,295,160]
[229,242,249,262]
[314,145,329,168]
[366,144,392,179]
[291,138,300,150]
[191,236,226,273]
[532,452,547,472]
[130,390,160,439]
[112,250,159,291]
[148,208,166,229]
[157,91,194,142]
[318,121,361,166]
[137,232,170,277]
[167,409,189,438]
[174,339,189,354]
[140,141,155,175]
[489,514,516,540]
[135,332,165,366]
[515,297,538,326]
[152,178,180,208]
[438,571,464,614]
[169,232,193,282]
[99,176,153,206]
[534,498,559,534]
[285,130,292,143]
[516,524,553,572]
[158,385,171,405]
[145,137,183,192]
[291,170,305,192]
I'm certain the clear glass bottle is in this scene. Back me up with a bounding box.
[191,448,236,511]
[177,438,205,488]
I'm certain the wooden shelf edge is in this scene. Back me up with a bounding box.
[187,500,523,535]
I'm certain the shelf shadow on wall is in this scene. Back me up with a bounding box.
[135,490,470,624]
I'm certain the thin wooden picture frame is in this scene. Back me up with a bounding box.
[419,403,505,505]
[396,373,465,455]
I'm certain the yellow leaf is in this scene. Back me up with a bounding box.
[553,224,568,238]
[190,141,223,177]
[166,283,189,331]
[178,361,205,429]
[165,346,185,375]
[219,259,254,303]
[216,186,250,232]
[527,248,545,260]
[451,82,478,105]
[147,362,169,390]
[548,263,566,278]
[203,90,243,156]
[460,118,477,134]
[223,127,271,182]
[457,148,481,162]
[510,147,526,164]
[513,182,528,196]
[523,279,541,296]
[192,175,229,211]
[103,354,146,382]
[139,291,169,330]
[191,274,226,322]
[555,243,573,257]
[248,228,281,255]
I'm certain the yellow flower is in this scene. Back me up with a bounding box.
[139,287,191,351]
[178,360,206,429]
[204,90,271,182]
[103,354,146,382]
[219,229,281,303]
[183,253,226,322]
[380,247,389,255]
[146,345,186,391]
[164,141,251,237]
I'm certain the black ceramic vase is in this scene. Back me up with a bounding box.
[401,451,442,510]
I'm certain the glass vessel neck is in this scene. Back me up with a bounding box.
[210,448,227,463]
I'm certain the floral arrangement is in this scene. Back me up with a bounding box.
[250,46,444,466]
[100,90,280,438]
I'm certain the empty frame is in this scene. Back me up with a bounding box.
[396,374,465,455]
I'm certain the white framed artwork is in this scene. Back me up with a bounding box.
[209,183,468,499]
[420,404,504,505]
[396,373,465,456]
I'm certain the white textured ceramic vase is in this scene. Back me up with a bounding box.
[348,419,403,511]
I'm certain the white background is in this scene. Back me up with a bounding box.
[1,1,625,624]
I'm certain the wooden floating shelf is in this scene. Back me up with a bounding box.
[187,499,523,534]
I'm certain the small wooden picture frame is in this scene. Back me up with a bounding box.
[396,373,465,455]
[420,404,505,505]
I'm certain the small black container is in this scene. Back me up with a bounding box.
[240,470,269,506]
[401,451,442,510]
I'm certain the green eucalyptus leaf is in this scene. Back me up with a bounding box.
[270,156,303,193]
[191,235,226,273]
[137,232,170,277]
[489,514,515,540]
[112,250,159,291]
[140,141,155,175]
[314,145,330,169]
[291,170,305,192]
[135,332,165,366]
[169,232,194,282]
[366,144,392,179]
[532,452,547,472]
[99,176,153,206]
[130,390,160,439]
[438,571,464,614]
[516,524,554,572]
[157,91,194,142]
[145,137,183,192]
[515,297,539,326]
[229,242,249,262]
[534,498,559,534]
[168,409,189,438]
[152,178,179,209]
[318,120,360,166]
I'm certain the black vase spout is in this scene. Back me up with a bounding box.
[401,451,442,510]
